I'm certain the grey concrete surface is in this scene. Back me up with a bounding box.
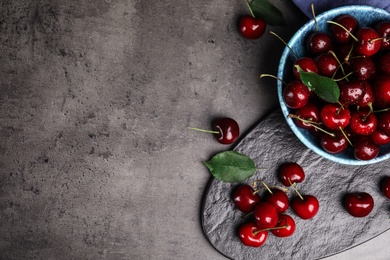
[0,1,389,259]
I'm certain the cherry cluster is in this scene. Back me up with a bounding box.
[284,14,390,160]
[233,162,320,247]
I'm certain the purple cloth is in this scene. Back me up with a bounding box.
[292,0,390,18]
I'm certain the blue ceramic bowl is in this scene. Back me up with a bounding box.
[277,5,390,165]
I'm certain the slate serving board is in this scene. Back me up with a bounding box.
[201,109,390,260]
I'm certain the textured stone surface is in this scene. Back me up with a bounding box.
[202,110,390,260]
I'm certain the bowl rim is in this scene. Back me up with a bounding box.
[277,5,390,165]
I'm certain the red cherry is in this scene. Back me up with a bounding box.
[213,118,239,144]
[349,111,377,136]
[354,27,381,57]
[291,194,319,220]
[375,21,390,50]
[239,15,266,40]
[238,222,268,247]
[283,80,310,109]
[330,14,359,44]
[315,52,339,77]
[270,214,296,238]
[320,131,348,154]
[381,176,390,199]
[344,192,374,217]
[293,103,320,130]
[293,57,318,79]
[338,80,366,106]
[348,56,376,81]
[278,162,305,187]
[307,32,332,55]
[232,184,261,213]
[354,137,379,161]
[264,188,289,214]
[371,129,390,146]
[320,103,350,130]
[253,202,279,229]
[357,81,375,107]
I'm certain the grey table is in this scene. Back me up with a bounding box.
[0,0,389,259]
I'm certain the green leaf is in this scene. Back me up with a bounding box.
[248,0,285,26]
[203,151,257,182]
[297,66,340,103]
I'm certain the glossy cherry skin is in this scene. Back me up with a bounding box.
[315,53,339,77]
[354,27,381,57]
[357,81,375,107]
[232,184,261,213]
[371,129,390,146]
[278,162,305,186]
[239,15,266,39]
[264,188,289,214]
[320,103,350,130]
[293,103,320,130]
[213,118,239,144]
[293,57,318,79]
[283,80,310,109]
[330,14,359,43]
[238,222,268,247]
[291,194,319,220]
[348,56,376,81]
[270,214,296,238]
[375,21,390,50]
[377,111,390,136]
[349,111,377,136]
[354,137,379,160]
[344,192,374,217]
[253,202,279,229]
[320,131,348,154]
[338,80,366,105]
[381,176,390,199]
[307,32,332,55]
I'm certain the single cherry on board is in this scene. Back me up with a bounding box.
[381,176,390,199]
[290,183,319,220]
[264,188,290,214]
[189,117,239,145]
[270,214,296,238]
[239,15,266,40]
[232,184,261,213]
[278,162,305,187]
[238,221,268,247]
[253,202,279,229]
[344,192,374,217]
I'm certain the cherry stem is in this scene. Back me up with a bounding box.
[260,181,273,194]
[188,127,219,134]
[259,73,287,85]
[244,0,255,18]
[328,50,346,78]
[288,114,335,137]
[339,126,353,147]
[240,211,253,221]
[270,185,289,193]
[269,31,298,60]
[254,225,289,235]
[289,179,304,200]
[326,20,359,42]
[373,107,390,113]
[334,72,353,82]
[311,4,318,31]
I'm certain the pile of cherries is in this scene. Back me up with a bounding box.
[233,162,320,247]
[283,14,390,160]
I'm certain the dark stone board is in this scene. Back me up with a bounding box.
[201,109,390,260]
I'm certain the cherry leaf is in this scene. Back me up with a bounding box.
[249,0,285,26]
[296,66,340,103]
[203,151,257,183]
